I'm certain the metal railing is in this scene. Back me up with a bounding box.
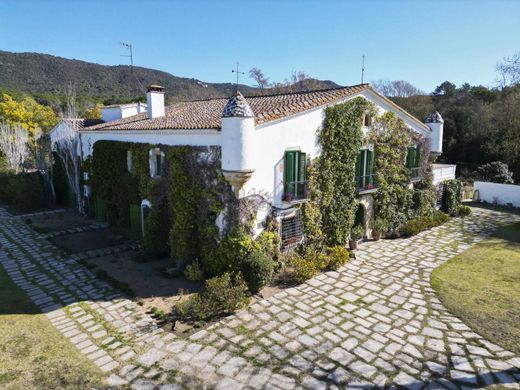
[283,180,309,202]
[357,174,377,191]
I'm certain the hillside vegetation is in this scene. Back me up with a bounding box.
[0,50,338,107]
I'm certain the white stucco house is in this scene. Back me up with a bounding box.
[74,84,455,248]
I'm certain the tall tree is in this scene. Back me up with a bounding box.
[248,67,270,89]
[496,51,520,87]
[0,122,29,173]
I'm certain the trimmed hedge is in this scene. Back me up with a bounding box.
[400,211,449,237]
[441,179,463,216]
[0,172,48,211]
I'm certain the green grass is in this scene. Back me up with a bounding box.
[431,222,520,355]
[0,266,105,389]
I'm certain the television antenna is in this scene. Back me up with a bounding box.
[361,54,365,84]
[119,41,145,94]
[120,42,133,67]
[231,61,244,89]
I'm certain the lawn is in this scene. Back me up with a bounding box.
[431,222,520,355]
[0,265,105,389]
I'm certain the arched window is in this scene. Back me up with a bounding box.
[141,199,152,237]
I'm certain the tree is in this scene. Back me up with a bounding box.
[53,88,83,214]
[496,51,520,87]
[475,161,514,184]
[372,80,424,98]
[0,93,57,138]
[0,122,29,173]
[248,68,270,89]
[83,103,102,119]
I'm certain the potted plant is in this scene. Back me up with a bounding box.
[372,218,387,241]
[349,225,364,250]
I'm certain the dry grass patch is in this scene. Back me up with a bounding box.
[431,222,520,355]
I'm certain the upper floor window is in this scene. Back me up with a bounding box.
[283,150,308,201]
[406,145,421,180]
[149,148,165,178]
[356,147,376,191]
[363,114,372,127]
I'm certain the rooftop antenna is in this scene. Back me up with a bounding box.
[231,61,244,90]
[361,54,365,84]
[120,41,145,94]
[120,42,133,67]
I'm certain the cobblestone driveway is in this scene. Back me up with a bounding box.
[1,206,520,389]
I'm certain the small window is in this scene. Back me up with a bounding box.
[127,151,132,173]
[149,148,164,178]
[364,114,371,127]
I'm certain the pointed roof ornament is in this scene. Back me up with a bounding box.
[222,91,254,118]
[424,111,444,124]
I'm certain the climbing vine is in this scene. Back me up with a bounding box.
[304,97,375,246]
[368,112,415,231]
[90,141,233,265]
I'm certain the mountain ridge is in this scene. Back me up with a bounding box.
[0,50,340,105]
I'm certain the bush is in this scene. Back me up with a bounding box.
[400,211,450,237]
[204,234,250,277]
[174,273,249,322]
[373,218,388,234]
[441,179,463,216]
[350,224,365,240]
[286,251,319,283]
[241,247,275,294]
[475,161,514,184]
[184,260,204,282]
[325,246,350,270]
[0,172,48,211]
[458,205,472,217]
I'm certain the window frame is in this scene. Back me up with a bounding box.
[356,147,375,190]
[283,150,307,201]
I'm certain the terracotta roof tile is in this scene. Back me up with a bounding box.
[85,84,370,131]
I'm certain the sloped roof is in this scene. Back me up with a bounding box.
[85,84,370,131]
[59,118,104,129]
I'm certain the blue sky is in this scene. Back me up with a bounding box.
[0,0,519,92]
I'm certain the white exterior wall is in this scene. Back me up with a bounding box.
[242,90,430,205]
[79,130,221,158]
[101,104,147,122]
[474,181,520,207]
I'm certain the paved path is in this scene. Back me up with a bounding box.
[1,206,520,389]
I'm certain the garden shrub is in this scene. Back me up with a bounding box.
[0,172,48,211]
[350,225,365,240]
[441,179,463,216]
[241,246,275,294]
[400,211,449,237]
[325,246,350,271]
[458,205,472,217]
[373,218,388,234]
[174,273,249,322]
[184,260,204,282]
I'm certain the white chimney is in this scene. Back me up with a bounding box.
[425,111,444,155]
[146,85,165,119]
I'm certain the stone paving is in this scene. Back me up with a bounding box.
[1,206,520,389]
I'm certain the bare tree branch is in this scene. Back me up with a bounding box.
[0,122,29,173]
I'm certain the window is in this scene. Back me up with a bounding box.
[127,151,132,173]
[283,151,307,201]
[149,148,164,178]
[406,145,421,179]
[364,114,372,127]
[281,211,304,251]
[356,148,375,190]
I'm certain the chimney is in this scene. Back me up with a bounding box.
[146,85,165,119]
[424,111,444,155]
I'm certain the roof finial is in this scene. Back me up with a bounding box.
[231,61,245,90]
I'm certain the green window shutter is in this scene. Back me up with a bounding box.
[367,150,375,175]
[406,147,414,169]
[284,151,296,196]
[297,152,306,197]
[415,146,421,168]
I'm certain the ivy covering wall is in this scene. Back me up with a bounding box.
[89,141,233,270]
[304,97,375,247]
